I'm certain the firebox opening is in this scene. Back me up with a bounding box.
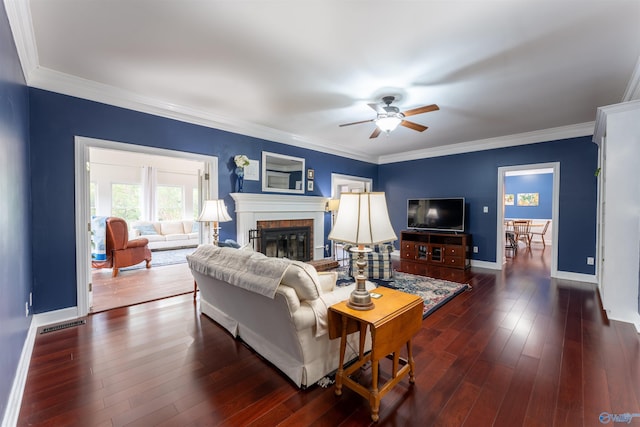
[260,226,311,261]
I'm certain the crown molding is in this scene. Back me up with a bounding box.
[4,0,38,79]
[623,56,640,102]
[593,99,640,146]
[27,66,379,164]
[377,122,595,164]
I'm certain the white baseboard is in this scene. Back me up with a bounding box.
[605,310,640,334]
[2,318,35,427]
[553,270,597,284]
[470,259,500,270]
[2,307,79,427]
[32,306,79,327]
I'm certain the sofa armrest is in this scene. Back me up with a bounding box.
[380,243,395,253]
[276,284,301,314]
[276,285,318,331]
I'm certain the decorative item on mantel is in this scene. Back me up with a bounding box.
[234,154,250,192]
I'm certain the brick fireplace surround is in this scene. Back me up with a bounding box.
[230,193,328,260]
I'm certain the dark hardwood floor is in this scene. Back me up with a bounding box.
[19,245,640,426]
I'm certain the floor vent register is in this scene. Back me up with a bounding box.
[40,319,86,334]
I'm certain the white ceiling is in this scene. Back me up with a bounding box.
[6,0,640,163]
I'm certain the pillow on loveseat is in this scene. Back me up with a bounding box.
[281,261,322,301]
[160,221,185,235]
[134,224,158,235]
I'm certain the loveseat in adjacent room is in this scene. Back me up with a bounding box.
[130,220,199,250]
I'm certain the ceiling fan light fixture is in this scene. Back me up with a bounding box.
[375,114,402,133]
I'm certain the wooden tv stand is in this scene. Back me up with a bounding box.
[400,230,471,270]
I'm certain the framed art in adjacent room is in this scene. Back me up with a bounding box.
[307,168,315,180]
[307,180,314,191]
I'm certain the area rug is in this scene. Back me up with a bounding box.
[121,247,195,271]
[335,267,469,318]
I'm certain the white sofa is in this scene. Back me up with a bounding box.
[187,245,374,388]
[130,220,199,250]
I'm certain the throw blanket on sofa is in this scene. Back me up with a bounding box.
[187,245,290,298]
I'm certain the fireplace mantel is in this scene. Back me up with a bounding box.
[230,193,328,260]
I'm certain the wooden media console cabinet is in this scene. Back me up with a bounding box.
[400,230,471,270]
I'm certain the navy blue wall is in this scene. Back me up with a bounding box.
[0,1,32,419]
[505,173,553,219]
[28,89,377,313]
[379,137,598,274]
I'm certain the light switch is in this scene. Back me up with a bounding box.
[483,206,489,213]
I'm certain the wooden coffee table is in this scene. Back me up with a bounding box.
[307,258,340,272]
[328,287,423,422]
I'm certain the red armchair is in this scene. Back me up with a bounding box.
[92,217,152,277]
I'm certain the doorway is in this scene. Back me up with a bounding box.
[496,162,559,277]
[329,173,373,262]
[74,136,219,316]
[330,173,372,197]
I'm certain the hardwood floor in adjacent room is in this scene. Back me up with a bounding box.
[91,263,194,313]
[19,245,640,426]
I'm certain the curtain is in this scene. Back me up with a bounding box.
[141,166,157,221]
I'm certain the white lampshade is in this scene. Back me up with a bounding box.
[197,199,232,223]
[375,115,402,133]
[328,192,397,245]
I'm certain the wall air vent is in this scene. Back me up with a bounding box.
[40,319,86,334]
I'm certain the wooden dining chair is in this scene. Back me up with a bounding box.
[512,220,532,248]
[530,220,551,247]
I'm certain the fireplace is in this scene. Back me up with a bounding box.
[257,219,313,261]
[231,193,328,260]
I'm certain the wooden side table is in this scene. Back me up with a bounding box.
[328,287,423,422]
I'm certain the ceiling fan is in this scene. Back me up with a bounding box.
[339,96,439,139]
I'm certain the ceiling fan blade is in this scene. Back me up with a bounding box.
[369,128,381,139]
[338,118,374,127]
[402,104,439,117]
[401,120,428,132]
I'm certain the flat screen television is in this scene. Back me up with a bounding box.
[407,198,465,232]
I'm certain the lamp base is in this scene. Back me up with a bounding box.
[347,285,375,310]
[347,247,374,311]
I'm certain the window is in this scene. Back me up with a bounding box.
[111,183,141,221]
[157,185,183,221]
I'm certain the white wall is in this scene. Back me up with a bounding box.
[90,148,203,220]
[599,101,640,331]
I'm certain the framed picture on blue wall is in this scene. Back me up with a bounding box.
[307,180,314,191]
[505,194,514,205]
[517,193,539,206]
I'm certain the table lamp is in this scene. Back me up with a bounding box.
[197,199,232,246]
[328,192,397,310]
[325,198,340,259]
